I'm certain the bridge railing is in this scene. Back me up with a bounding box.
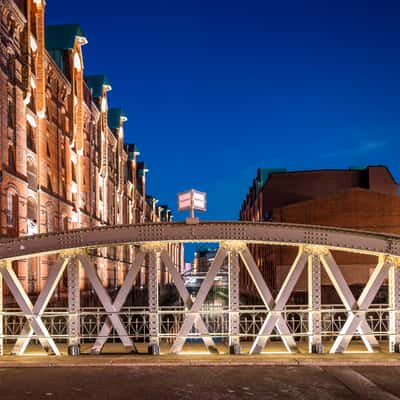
[1,304,390,344]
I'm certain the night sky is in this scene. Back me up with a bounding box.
[46,0,400,222]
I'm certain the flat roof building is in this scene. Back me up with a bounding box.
[239,166,400,303]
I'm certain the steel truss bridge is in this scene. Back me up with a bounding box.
[0,221,400,356]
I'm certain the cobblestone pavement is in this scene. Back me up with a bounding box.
[1,365,400,400]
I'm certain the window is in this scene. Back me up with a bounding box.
[45,205,54,233]
[108,144,113,167]
[47,173,53,193]
[8,101,14,128]
[27,198,38,235]
[27,158,36,189]
[6,57,14,80]
[61,179,66,199]
[27,198,36,220]
[29,87,36,112]
[62,215,69,232]
[71,162,77,182]
[27,124,35,151]
[28,258,36,294]
[60,146,66,169]
[46,135,51,158]
[8,145,16,171]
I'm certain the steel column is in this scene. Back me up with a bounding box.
[389,258,400,352]
[68,256,80,356]
[228,250,241,354]
[308,251,322,353]
[148,250,160,354]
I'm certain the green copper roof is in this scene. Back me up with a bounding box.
[125,144,140,161]
[258,168,287,188]
[45,24,86,50]
[47,49,64,72]
[349,166,366,171]
[108,108,127,130]
[45,25,87,73]
[137,161,148,177]
[85,75,111,98]
[146,195,155,206]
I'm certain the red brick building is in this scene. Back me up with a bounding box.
[239,166,400,303]
[0,0,183,305]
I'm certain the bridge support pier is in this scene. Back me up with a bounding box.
[68,257,80,356]
[307,250,323,354]
[389,259,400,353]
[228,249,241,354]
[148,250,160,355]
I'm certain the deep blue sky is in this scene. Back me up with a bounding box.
[46,0,400,222]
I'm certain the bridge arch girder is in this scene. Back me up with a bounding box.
[0,222,399,262]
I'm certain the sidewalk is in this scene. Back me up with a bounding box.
[1,342,400,368]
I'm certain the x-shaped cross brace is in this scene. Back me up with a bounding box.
[240,246,307,354]
[169,247,227,354]
[320,251,387,353]
[160,248,219,354]
[1,258,68,356]
[78,252,144,354]
[11,256,70,355]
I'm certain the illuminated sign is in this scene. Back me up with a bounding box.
[178,191,192,211]
[178,189,207,213]
[192,190,206,212]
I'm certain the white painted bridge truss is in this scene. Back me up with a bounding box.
[0,221,400,356]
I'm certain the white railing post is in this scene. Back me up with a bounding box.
[307,248,323,353]
[68,256,80,356]
[228,247,241,354]
[389,258,400,352]
[147,248,160,355]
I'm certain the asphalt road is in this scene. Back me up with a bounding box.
[1,366,400,400]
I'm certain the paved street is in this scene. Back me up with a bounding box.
[1,365,400,400]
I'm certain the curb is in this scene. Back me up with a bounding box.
[1,358,400,368]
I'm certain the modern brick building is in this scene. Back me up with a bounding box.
[239,166,400,303]
[0,0,183,305]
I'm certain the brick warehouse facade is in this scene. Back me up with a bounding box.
[239,166,400,303]
[0,0,183,305]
